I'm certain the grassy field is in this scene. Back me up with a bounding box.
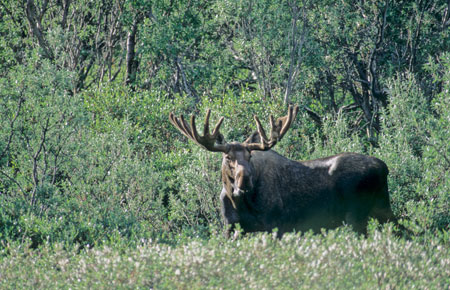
[1,226,449,289]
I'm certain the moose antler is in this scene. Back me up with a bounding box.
[245,105,299,151]
[169,109,229,153]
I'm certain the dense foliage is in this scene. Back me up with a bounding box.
[0,0,449,287]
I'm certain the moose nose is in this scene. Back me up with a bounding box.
[233,164,252,197]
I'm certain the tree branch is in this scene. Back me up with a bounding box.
[31,116,50,206]
[303,106,322,127]
[176,56,199,102]
[25,0,53,60]
[284,0,308,105]
[126,13,143,86]
[0,169,25,196]
[0,95,24,162]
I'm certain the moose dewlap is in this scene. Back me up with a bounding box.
[169,105,395,237]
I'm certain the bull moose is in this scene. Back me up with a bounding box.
[169,105,396,237]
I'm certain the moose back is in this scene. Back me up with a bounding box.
[169,106,395,237]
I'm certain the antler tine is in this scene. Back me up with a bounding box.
[180,114,196,139]
[278,105,299,139]
[169,110,229,153]
[189,114,201,142]
[212,116,225,137]
[254,115,269,141]
[245,104,299,151]
[203,109,211,136]
[245,115,275,151]
[169,112,193,140]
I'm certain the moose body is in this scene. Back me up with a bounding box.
[170,106,395,237]
[220,148,393,236]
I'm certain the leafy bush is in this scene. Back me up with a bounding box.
[375,59,450,235]
[0,59,84,202]
[169,147,222,230]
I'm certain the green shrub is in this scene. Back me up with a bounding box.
[169,147,223,231]
[375,63,450,235]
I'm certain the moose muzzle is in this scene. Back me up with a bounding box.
[233,162,253,197]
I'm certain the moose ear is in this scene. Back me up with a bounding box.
[244,131,261,144]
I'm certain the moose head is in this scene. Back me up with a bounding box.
[169,105,299,204]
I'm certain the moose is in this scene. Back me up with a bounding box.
[169,105,396,237]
